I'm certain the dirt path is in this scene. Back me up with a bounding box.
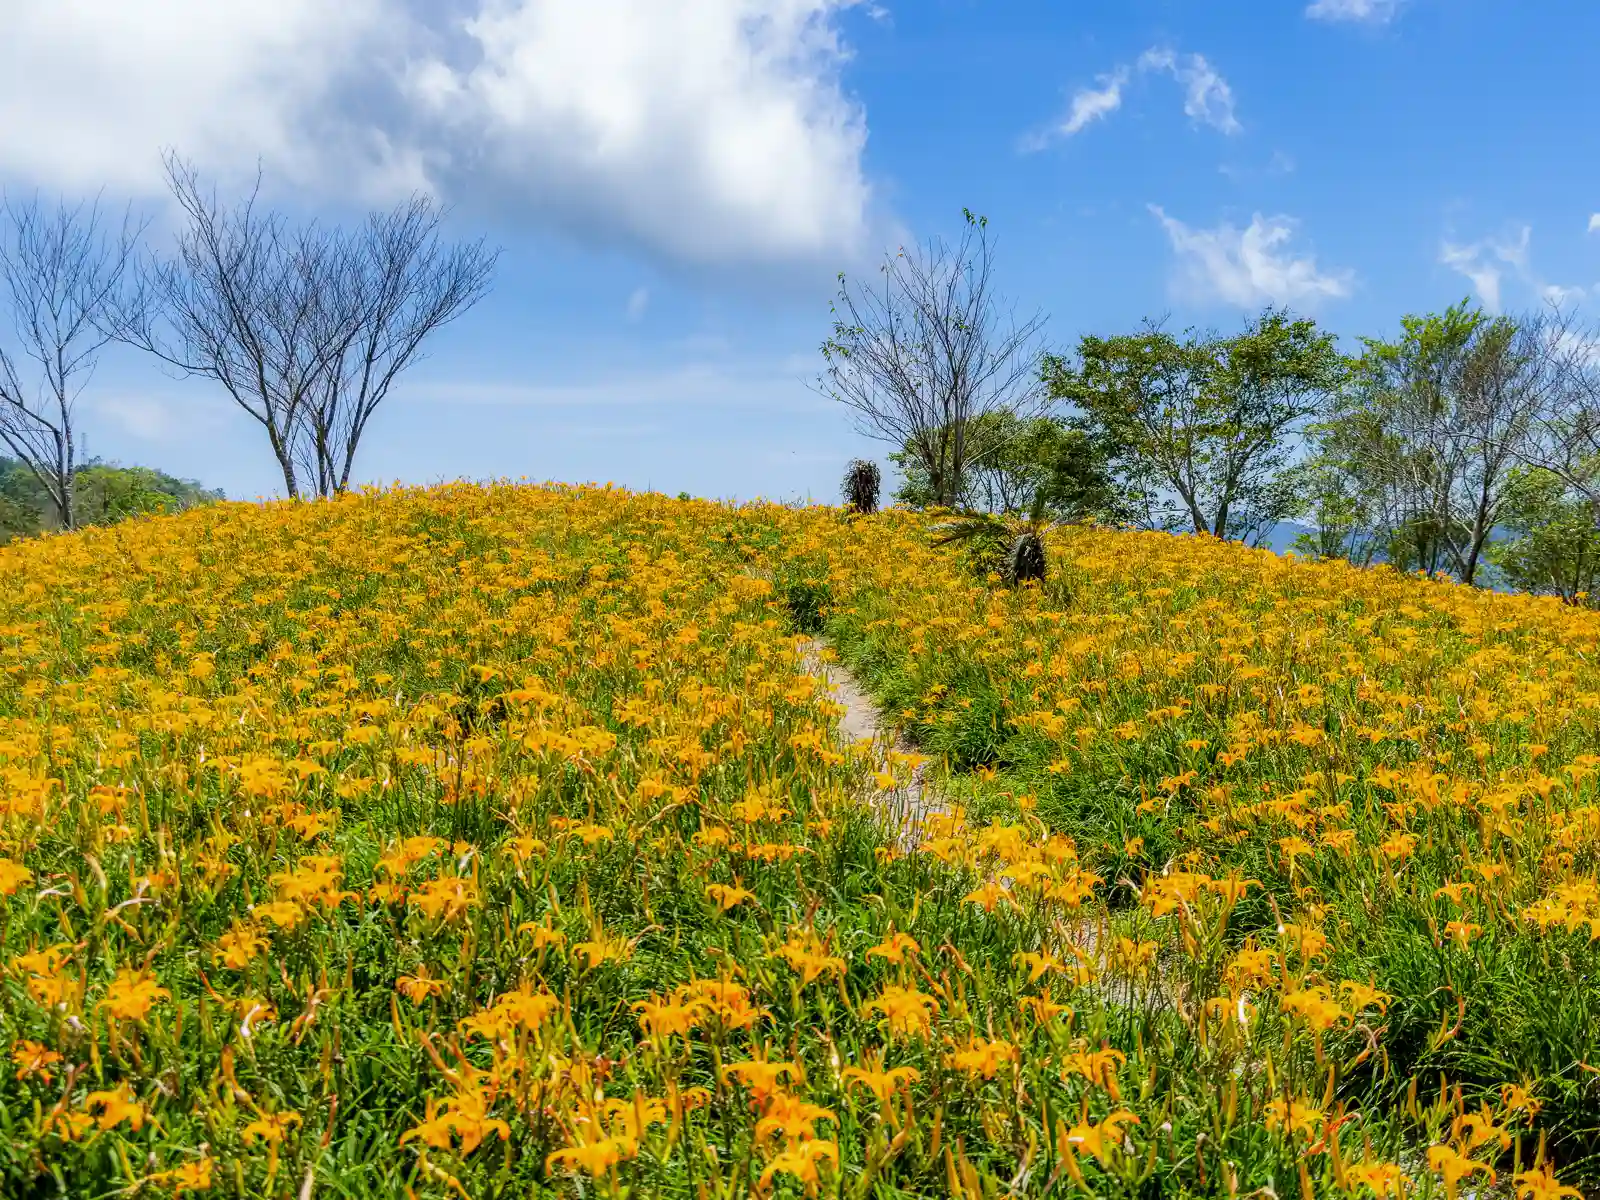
[798,637,939,849]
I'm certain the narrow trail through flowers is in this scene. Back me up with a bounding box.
[798,637,938,849]
[4,487,1595,1197]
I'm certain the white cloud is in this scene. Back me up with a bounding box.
[626,286,651,321]
[1435,224,1587,313]
[1439,242,1504,311]
[1305,0,1404,23]
[1541,283,1590,308]
[1031,46,1237,146]
[91,394,180,442]
[1589,213,1600,234]
[1552,328,1600,367]
[1137,49,1240,135]
[406,0,876,267]
[0,0,406,197]
[0,0,879,271]
[1219,150,1295,182]
[1150,206,1354,308]
[1048,69,1131,140]
[86,387,230,445]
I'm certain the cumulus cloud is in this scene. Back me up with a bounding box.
[0,0,880,271]
[0,0,407,196]
[1150,206,1354,308]
[1029,46,1237,147]
[1305,0,1404,23]
[406,0,876,267]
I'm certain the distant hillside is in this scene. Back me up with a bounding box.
[0,456,224,543]
[1257,520,1316,554]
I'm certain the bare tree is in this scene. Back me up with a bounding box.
[1526,306,1600,512]
[113,154,338,499]
[118,153,498,500]
[0,194,143,530]
[816,209,1049,510]
[293,197,498,497]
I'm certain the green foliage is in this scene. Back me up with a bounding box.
[776,564,834,633]
[1300,299,1539,585]
[890,410,1128,521]
[1044,307,1345,544]
[1486,467,1600,603]
[0,464,41,543]
[0,457,223,543]
[933,489,1057,586]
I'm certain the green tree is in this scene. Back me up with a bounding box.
[73,464,180,525]
[0,460,42,542]
[1043,308,1345,544]
[1306,301,1548,585]
[889,411,1128,520]
[0,455,222,542]
[1485,467,1600,604]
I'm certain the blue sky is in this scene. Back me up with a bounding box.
[2,0,1596,503]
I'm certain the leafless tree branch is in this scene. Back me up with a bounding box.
[297,197,498,496]
[814,211,1050,509]
[0,192,144,530]
[114,153,498,500]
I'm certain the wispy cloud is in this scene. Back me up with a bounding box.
[1589,213,1600,234]
[1436,225,1588,313]
[1219,150,1296,183]
[395,361,828,414]
[1439,241,1508,312]
[1305,0,1404,24]
[1150,206,1354,308]
[1136,49,1240,134]
[625,287,650,322]
[1027,46,1238,148]
[1042,68,1130,142]
[88,390,230,443]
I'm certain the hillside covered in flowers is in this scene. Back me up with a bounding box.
[1,483,1597,1198]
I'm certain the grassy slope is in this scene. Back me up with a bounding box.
[0,487,1590,1198]
[800,512,1600,1188]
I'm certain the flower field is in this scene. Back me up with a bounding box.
[1,483,1598,1197]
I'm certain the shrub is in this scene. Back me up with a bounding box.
[842,458,881,514]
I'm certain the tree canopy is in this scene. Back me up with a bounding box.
[1043,308,1345,545]
[0,456,222,543]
